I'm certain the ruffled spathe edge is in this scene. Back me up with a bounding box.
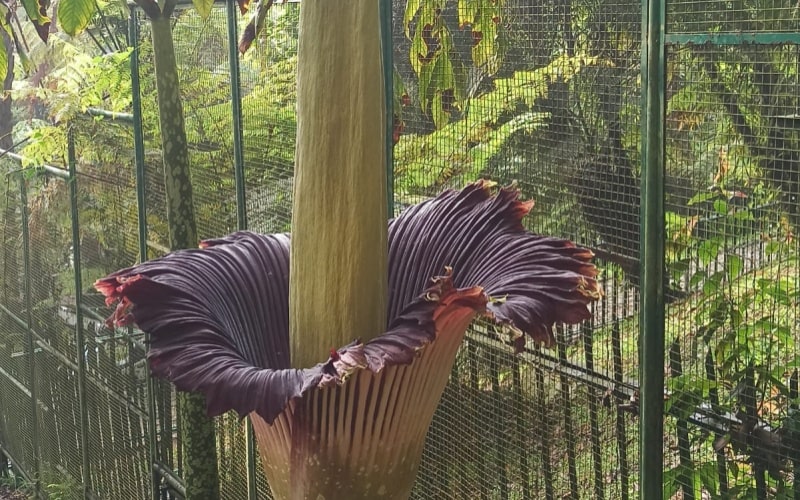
[96,181,601,423]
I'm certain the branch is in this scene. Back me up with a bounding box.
[134,0,161,20]
[699,49,764,158]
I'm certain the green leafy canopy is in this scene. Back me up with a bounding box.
[57,0,94,36]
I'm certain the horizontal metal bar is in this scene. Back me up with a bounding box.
[33,337,149,420]
[86,107,135,123]
[466,328,638,399]
[0,147,70,179]
[666,32,800,45]
[153,461,186,498]
[40,164,69,179]
[0,302,27,331]
[0,365,51,412]
[1,300,149,420]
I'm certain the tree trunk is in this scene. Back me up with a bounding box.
[289,0,388,368]
[149,10,220,499]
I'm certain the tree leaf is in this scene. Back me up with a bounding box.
[0,31,6,85]
[0,10,9,84]
[725,253,743,280]
[458,0,478,28]
[57,0,96,36]
[403,0,422,38]
[192,0,213,20]
[20,0,51,42]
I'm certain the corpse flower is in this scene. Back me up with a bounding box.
[96,181,601,499]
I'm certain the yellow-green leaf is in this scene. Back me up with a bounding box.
[403,0,422,37]
[57,0,96,36]
[458,0,478,28]
[20,0,51,41]
[0,34,6,85]
[20,0,50,28]
[192,0,213,19]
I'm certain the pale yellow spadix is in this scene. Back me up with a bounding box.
[289,0,388,368]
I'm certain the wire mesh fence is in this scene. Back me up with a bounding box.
[661,1,800,494]
[1,0,800,498]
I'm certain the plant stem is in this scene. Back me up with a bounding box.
[149,10,220,499]
[289,0,388,368]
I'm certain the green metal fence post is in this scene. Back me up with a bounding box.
[129,9,160,500]
[639,0,667,493]
[227,0,247,233]
[18,175,39,495]
[67,128,93,497]
[225,2,257,498]
[380,0,393,214]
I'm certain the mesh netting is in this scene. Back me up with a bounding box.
[662,41,800,500]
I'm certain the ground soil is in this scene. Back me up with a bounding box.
[0,486,26,499]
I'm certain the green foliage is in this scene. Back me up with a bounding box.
[664,186,800,494]
[57,0,95,36]
[0,6,11,82]
[192,0,214,20]
[19,125,67,167]
[0,32,6,85]
[20,0,50,36]
[395,54,608,193]
[404,0,507,128]
[41,471,82,500]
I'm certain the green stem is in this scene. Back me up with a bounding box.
[289,0,388,368]
[150,14,198,250]
[149,9,219,499]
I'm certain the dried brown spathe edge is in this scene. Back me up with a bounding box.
[316,268,488,387]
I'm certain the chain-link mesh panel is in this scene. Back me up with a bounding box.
[0,171,37,479]
[662,0,800,494]
[667,0,798,34]
[242,2,298,235]
[22,171,83,499]
[72,118,152,499]
[254,442,273,499]
[216,414,249,500]
[662,37,800,498]
[392,0,642,496]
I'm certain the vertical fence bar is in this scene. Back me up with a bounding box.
[68,129,92,496]
[467,341,489,500]
[225,3,258,497]
[704,349,728,496]
[488,348,508,498]
[227,0,247,233]
[511,354,531,500]
[611,302,629,500]
[639,0,667,488]
[18,176,39,495]
[534,345,554,500]
[582,314,604,500]
[129,10,160,500]
[669,340,693,500]
[557,327,578,499]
